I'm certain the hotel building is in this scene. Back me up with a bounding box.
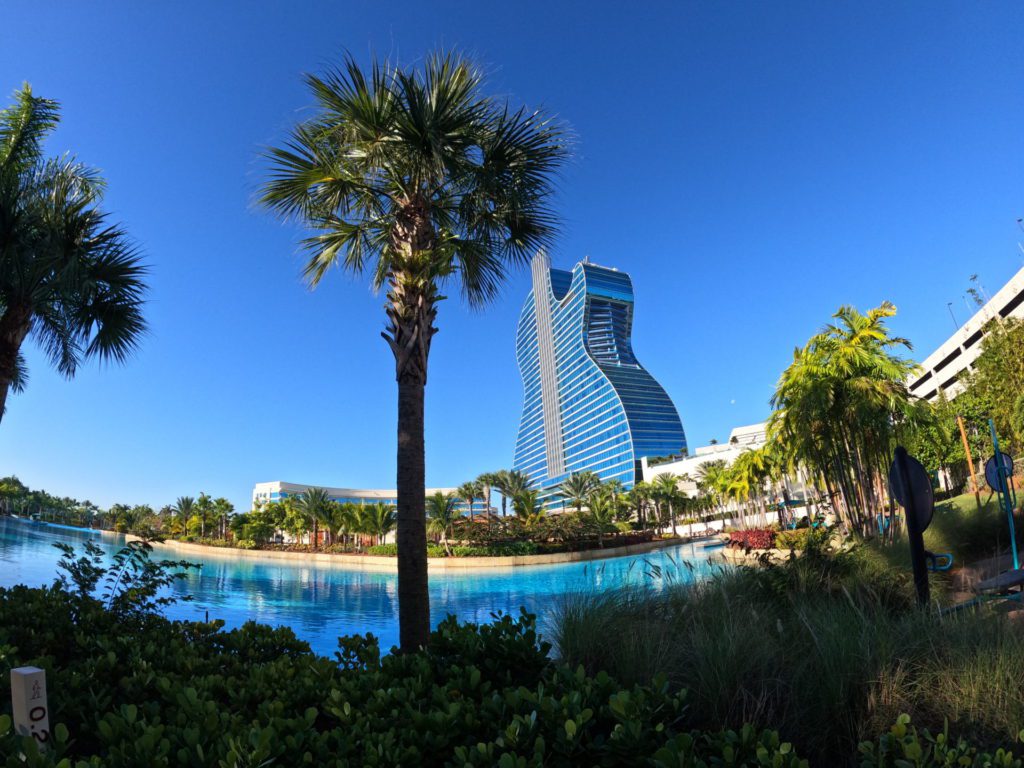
[908,264,1024,402]
[513,253,687,503]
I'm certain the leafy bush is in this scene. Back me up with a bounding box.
[728,528,776,549]
[0,577,809,767]
[451,541,540,557]
[858,714,1024,767]
[775,528,816,550]
[234,538,257,549]
[366,542,540,558]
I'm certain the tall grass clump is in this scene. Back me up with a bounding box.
[551,536,1024,763]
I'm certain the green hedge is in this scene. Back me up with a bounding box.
[366,542,539,558]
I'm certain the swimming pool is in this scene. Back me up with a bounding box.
[0,516,723,654]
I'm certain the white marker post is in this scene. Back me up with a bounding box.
[11,666,50,748]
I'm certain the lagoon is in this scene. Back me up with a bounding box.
[0,516,721,654]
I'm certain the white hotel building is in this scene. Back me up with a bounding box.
[907,264,1024,402]
[252,481,465,510]
[640,422,771,495]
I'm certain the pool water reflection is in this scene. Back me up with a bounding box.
[0,516,722,655]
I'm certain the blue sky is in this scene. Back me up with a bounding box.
[1,2,1022,512]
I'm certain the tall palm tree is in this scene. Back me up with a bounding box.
[260,53,568,651]
[426,491,459,555]
[457,480,480,526]
[297,487,332,549]
[769,302,920,535]
[0,85,148,422]
[558,471,600,514]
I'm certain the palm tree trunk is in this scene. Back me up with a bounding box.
[396,375,429,651]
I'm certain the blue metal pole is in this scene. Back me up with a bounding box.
[989,419,1019,570]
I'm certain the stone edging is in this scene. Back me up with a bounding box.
[129,534,704,571]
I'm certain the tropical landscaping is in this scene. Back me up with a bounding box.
[4,30,1024,768]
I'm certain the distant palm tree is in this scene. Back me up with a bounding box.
[297,488,332,549]
[171,496,195,523]
[630,481,653,531]
[426,491,459,555]
[369,502,397,545]
[457,481,480,526]
[512,489,545,527]
[332,502,357,549]
[504,470,533,498]
[652,473,681,535]
[0,85,148,423]
[476,472,497,526]
[260,52,568,651]
[586,492,616,548]
[492,470,512,518]
[558,471,600,514]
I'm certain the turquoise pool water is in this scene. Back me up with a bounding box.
[0,516,722,655]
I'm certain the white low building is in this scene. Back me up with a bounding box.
[908,264,1024,402]
[252,481,466,510]
[640,423,768,493]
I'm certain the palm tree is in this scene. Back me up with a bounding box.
[426,491,459,555]
[171,496,195,525]
[0,85,148,422]
[695,459,729,521]
[260,53,568,651]
[492,469,532,518]
[652,473,681,535]
[476,472,496,526]
[587,491,616,548]
[297,487,332,549]
[630,481,654,531]
[769,302,920,535]
[457,480,480,526]
[369,502,397,545]
[558,471,600,514]
[512,489,546,530]
[331,502,356,549]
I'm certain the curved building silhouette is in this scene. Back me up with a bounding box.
[513,253,687,503]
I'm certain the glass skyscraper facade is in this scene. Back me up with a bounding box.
[513,254,687,503]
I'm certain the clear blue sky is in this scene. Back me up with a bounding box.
[2,2,1022,512]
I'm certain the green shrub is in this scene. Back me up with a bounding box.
[775,528,821,550]
[234,538,257,550]
[0,581,808,767]
[450,541,539,557]
[366,543,398,556]
[859,714,1024,767]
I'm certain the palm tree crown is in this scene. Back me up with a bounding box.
[557,471,601,513]
[0,84,148,421]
